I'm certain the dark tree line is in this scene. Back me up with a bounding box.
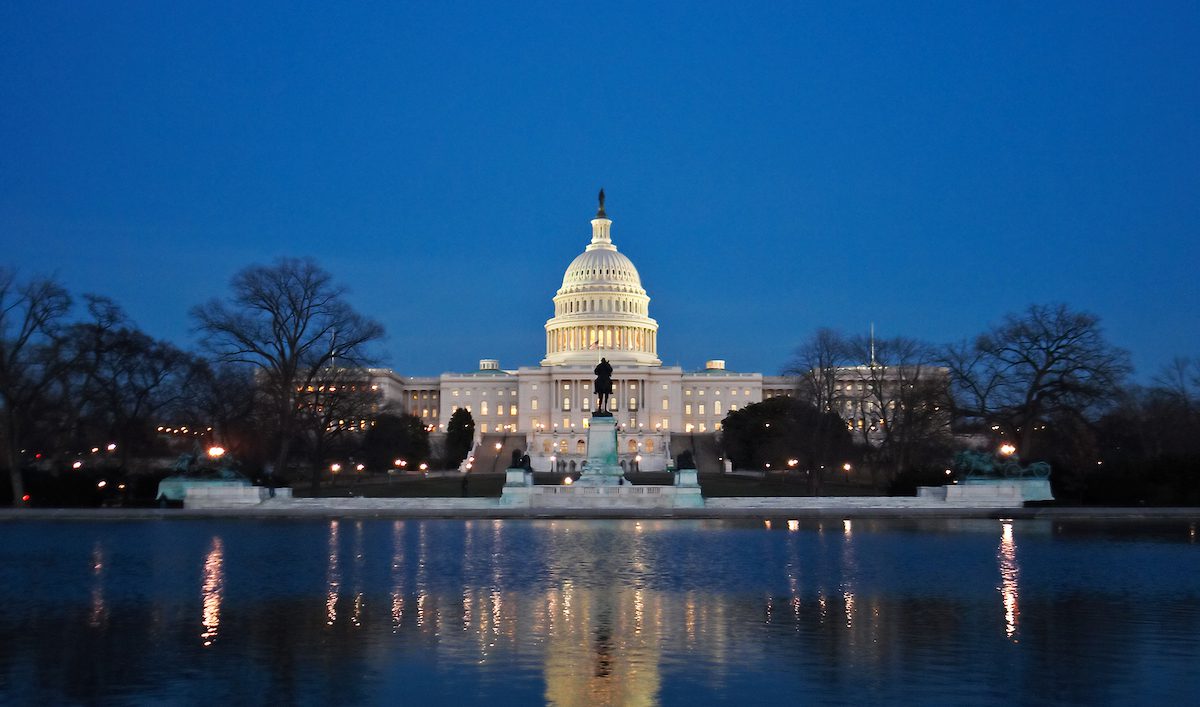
[737,302,1187,502]
[0,259,436,506]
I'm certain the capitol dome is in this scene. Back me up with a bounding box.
[542,192,661,367]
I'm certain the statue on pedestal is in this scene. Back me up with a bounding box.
[594,357,613,416]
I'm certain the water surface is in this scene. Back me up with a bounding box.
[1,518,1197,705]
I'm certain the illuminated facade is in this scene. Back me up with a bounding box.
[373,197,789,471]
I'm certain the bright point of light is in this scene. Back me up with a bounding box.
[419,463,428,471]
[999,444,1017,456]
[394,459,405,467]
[842,462,852,472]
[563,477,573,485]
[355,463,365,472]
[494,442,502,450]
[91,447,99,454]
[330,463,342,473]
[106,443,116,451]
[207,446,225,458]
[72,461,83,469]
[97,480,107,488]
[945,469,953,475]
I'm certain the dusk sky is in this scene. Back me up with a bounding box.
[2,2,1196,378]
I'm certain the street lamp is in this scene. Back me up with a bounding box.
[207,446,225,459]
[999,443,1017,457]
[842,462,852,472]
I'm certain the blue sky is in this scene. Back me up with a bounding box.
[2,2,1196,377]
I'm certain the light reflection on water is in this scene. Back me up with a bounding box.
[200,536,223,646]
[998,521,1020,640]
[0,518,1198,705]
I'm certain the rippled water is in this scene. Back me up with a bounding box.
[1,518,1198,705]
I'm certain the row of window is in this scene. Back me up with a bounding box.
[558,298,645,315]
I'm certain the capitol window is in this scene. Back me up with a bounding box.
[531,398,539,411]
[510,404,517,416]
[661,399,669,411]
[685,404,692,415]
[481,402,489,416]
[629,397,638,410]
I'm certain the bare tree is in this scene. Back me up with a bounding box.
[942,303,1130,458]
[785,328,849,413]
[844,335,952,483]
[191,258,384,490]
[0,270,74,505]
[294,366,384,480]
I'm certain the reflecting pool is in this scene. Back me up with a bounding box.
[1,518,1198,705]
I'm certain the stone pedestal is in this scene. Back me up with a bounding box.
[576,415,624,486]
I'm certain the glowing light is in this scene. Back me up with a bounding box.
[394,459,406,468]
[355,463,365,472]
[999,443,1017,457]
[331,463,342,473]
[419,463,428,472]
[563,477,573,485]
[787,519,799,531]
[97,480,107,489]
[106,443,117,451]
[72,460,83,470]
[21,494,30,502]
[207,446,225,458]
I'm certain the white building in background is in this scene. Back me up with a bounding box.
[371,195,791,472]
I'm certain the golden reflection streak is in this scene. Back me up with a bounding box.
[352,521,364,627]
[200,536,224,646]
[391,521,404,630]
[998,521,1020,640]
[326,520,340,626]
[89,541,106,628]
[841,518,856,629]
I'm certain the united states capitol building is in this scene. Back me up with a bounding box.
[367,195,795,472]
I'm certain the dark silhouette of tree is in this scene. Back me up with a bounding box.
[843,335,953,486]
[721,397,854,480]
[294,367,382,484]
[191,258,384,491]
[785,328,850,414]
[941,304,1130,459]
[0,270,74,505]
[444,408,475,468]
[68,297,193,467]
[360,413,431,471]
[178,360,263,465]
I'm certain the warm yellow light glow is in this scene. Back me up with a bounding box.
[842,462,852,472]
[106,443,116,451]
[330,463,342,473]
[72,460,83,469]
[563,477,573,485]
[999,444,1017,457]
[355,463,365,472]
[207,446,225,458]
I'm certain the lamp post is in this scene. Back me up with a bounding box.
[491,441,503,473]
